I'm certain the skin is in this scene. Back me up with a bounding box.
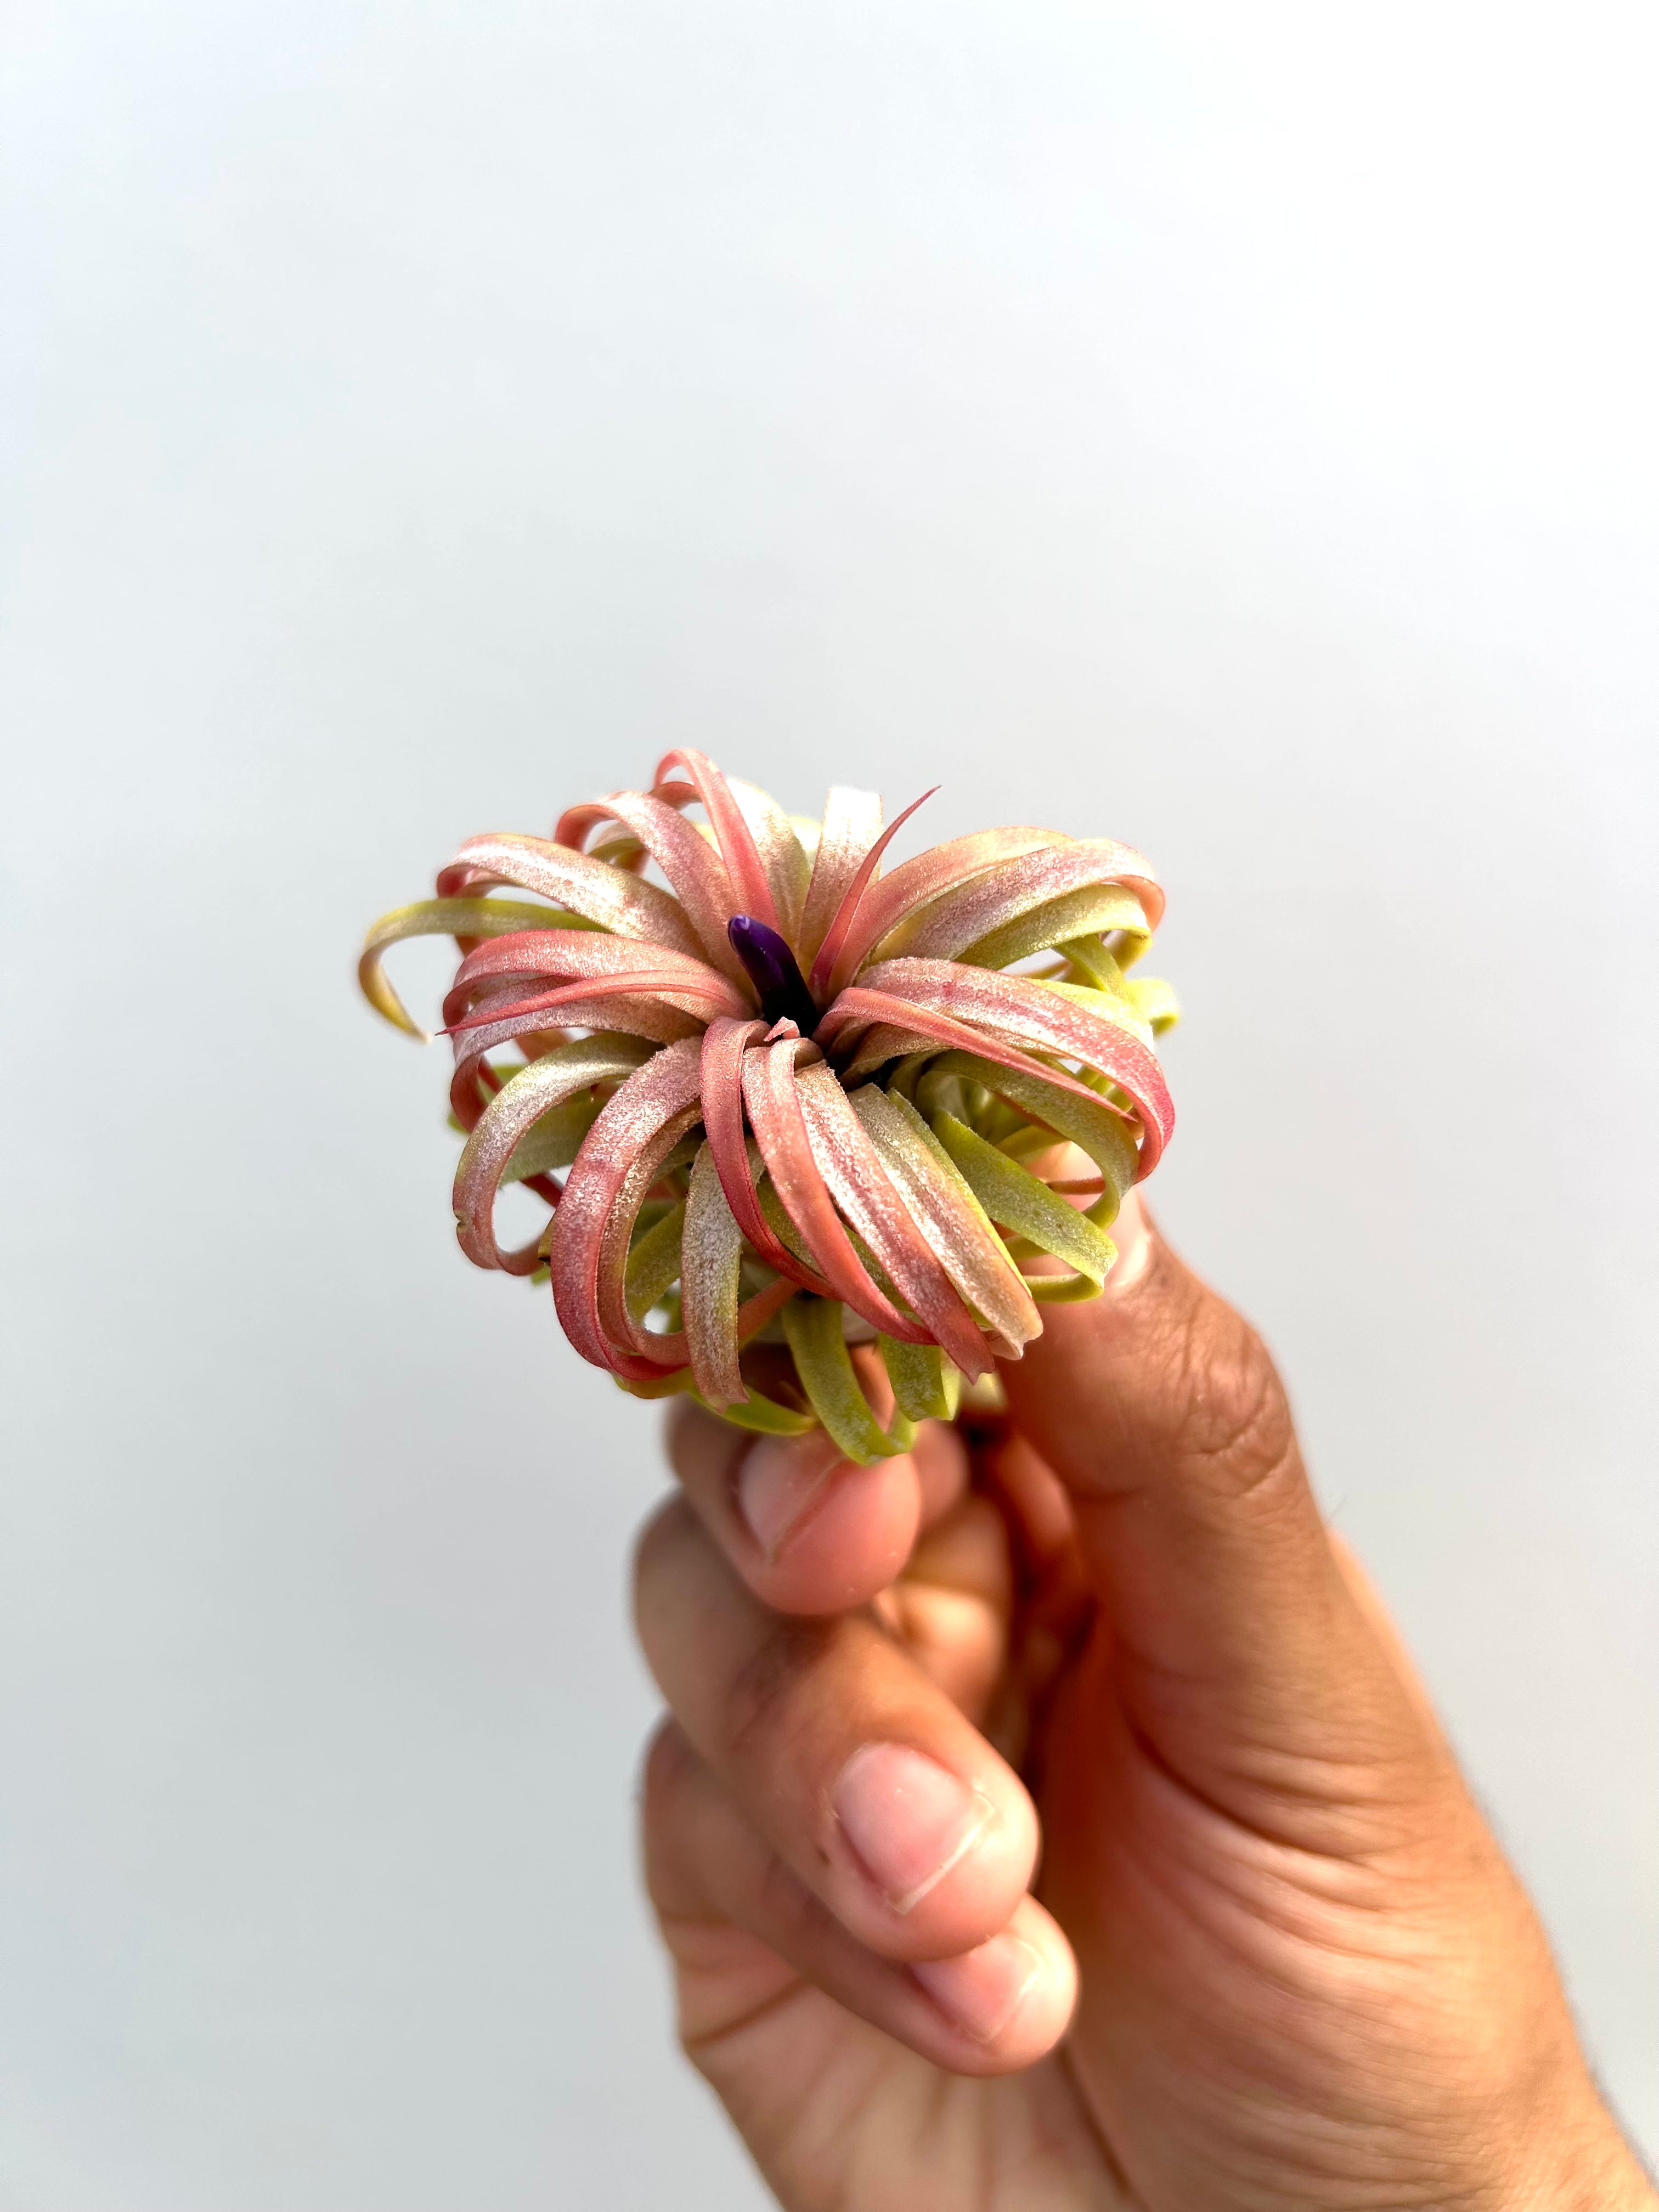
[633,1192,1655,2211]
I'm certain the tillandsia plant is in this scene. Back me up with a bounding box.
[359,751,1178,1465]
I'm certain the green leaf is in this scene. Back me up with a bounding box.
[879,1335,952,1422]
[1123,972,1181,1034]
[919,1050,1138,1228]
[932,1113,1118,1286]
[957,882,1150,973]
[501,1089,606,1182]
[625,1201,687,1323]
[782,1298,916,1464]
[697,1386,816,1436]
[359,897,606,1037]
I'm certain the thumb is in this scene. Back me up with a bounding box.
[997,1192,1440,1816]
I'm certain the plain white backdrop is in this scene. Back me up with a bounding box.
[3,2,1655,2204]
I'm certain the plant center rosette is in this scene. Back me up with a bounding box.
[359,749,1178,1464]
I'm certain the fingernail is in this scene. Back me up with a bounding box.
[913,1932,1042,2043]
[832,1743,991,1915]
[735,1432,844,1560]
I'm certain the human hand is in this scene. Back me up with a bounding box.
[634,1193,1653,2211]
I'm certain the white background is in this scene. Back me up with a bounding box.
[2,2,1655,2204]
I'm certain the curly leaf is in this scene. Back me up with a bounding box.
[932,1112,1118,1290]
[360,898,600,1039]
[781,1298,916,1465]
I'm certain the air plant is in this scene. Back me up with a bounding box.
[359,750,1177,1464]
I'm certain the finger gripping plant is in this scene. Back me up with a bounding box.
[360,751,1177,1464]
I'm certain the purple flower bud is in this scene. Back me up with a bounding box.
[727,915,820,1035]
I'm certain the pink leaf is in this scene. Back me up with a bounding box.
[849,1085,1041,1358]
[818,826,1063,998]
[795,1065,990,1378]
[435,832,701,956]
[816,987,1120,1126]
[678,1144,799,1408]
[805,786,938,1002]
[443,932,749,1029]
[653,747,778,932]
[592,1109,705,1362]
[742,1036,930,1343]
[679,1141,749,1408]
[549,1040,706,1379]
[726,776,812,941]
[554,789,754,986]
[853,959,1174,1176]
[450,929,747,998]
[453,1039,655,1274]
[795,786,883,969]
[878,838,1164,961]
[443,988,698,1128]
[699,1018,831,1292]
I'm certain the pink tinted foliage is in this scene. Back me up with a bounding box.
[361,751,1178,1450]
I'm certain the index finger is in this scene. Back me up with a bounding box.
[664,1398,970,1618]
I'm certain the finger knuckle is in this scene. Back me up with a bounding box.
[720,1615,831,1769]
[664,1393,748,1487]
[633,1489,690,1573]
[640,1718,698,1835]
[1167,1305,1296,1500]
[639,1727,702,1917]
[630,1494,699,1644]
[752,1843,831,1950]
